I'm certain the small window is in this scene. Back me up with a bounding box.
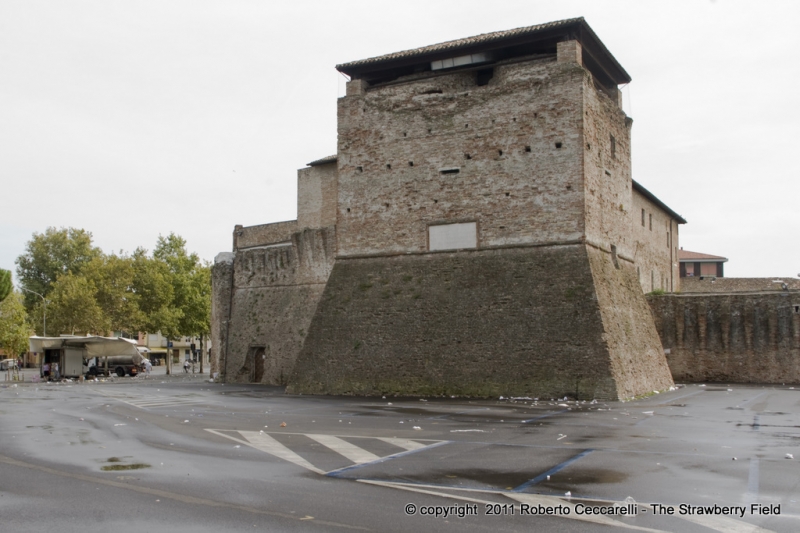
[641,209,645,227]
[610,135,616,158]
[429,222,477,251]
[649,214,652,231]
[476,68,494,86]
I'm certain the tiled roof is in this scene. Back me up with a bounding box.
[306,155,337,167]
[678,250,728,262]
[336,18,584,71]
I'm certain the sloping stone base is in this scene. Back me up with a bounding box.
[288,244,672,400]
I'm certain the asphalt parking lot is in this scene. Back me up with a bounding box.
[1,372,798,532]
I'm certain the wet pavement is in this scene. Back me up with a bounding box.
[0,374,798,532]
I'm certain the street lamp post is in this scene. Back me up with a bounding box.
[21,288,46,336]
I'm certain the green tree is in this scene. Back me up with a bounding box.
[153,233,209,338]
[15,227,102,310]
[82,254,142,335]
[41,273,106,336]
[0,269,11,302]
[132,247,180,338]
[0,292,33,357]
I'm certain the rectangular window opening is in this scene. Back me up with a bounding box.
[439,168,460,175]
[476,68,494,86]
[429,222,477,251]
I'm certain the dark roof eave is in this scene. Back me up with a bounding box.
[336,18,630,85]
[306,155,338,167]
[632,180,687,224]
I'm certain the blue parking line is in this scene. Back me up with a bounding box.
[326,440,451,478]
[512,449,595,493]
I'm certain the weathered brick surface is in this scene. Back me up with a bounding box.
[215,227,336,384]
[210,253,234,377]
[648,292,800,383]
[587,246,674,397]
[298,162,338,230]
[631,191,680,293]
[234,220,298,250]
[680,277,800,293]
[212,30,682,399]
[288,244,622,398]
[582,63,634,259]
[336,56,586,256]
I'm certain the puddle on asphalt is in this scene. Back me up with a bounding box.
[398,468,540,489]
[99,457,150,471]
[538,468,628,490]
[101,464,150,471]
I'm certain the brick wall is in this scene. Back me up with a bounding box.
[288,244,672,400]
[298,162,338,230]
[648,292,800,383]
[681,277,800,293]
[215,227,336,384]
[631,191,679,293]
[336,53,586,257]
[234,220,298,250]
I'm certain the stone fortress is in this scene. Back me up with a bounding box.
[211,18,800,398]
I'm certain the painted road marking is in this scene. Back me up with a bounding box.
[94,390,207,409]
[204,430,445,476]
[363,480,668,533]
[206,429,325,474]
[512,449,594,492]
[670,506,775,533]
[325,441,450,477]
[375,437,427,451]
[306,434,381,464]
[360,480,780,533]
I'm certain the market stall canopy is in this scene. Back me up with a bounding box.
[29,336,142,358]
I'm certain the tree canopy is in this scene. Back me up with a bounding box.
[15,228,210,339]
[0,292,32,357]
[0,269,11,303]
[15,227,101,310]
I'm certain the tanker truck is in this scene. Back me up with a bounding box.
[87,352,146,377]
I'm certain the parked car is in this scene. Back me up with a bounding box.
[0,359,18,371]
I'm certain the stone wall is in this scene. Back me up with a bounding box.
[234,220,298,250]
[210,252,235,377]
[298,162,338,230]
[631,190,679,293]
[336,52,586,257]
[581,45,635,261]
[648,292,800,383]
[680,277,800,293]
[215,227,336,384]
[586,246,674,397]
[288,244,672,400]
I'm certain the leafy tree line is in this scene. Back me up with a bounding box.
[11,227,210,343]
[0,272,31,357]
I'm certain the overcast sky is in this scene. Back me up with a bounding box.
[2,0,798,278]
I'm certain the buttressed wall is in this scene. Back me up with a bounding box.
[214,18,679,398]
[648,292,800,383]
[286,19,674,400]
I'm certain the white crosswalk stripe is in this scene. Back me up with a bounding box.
[94,390,207,409]
[205,429,444,475]
[305,434,381,464]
